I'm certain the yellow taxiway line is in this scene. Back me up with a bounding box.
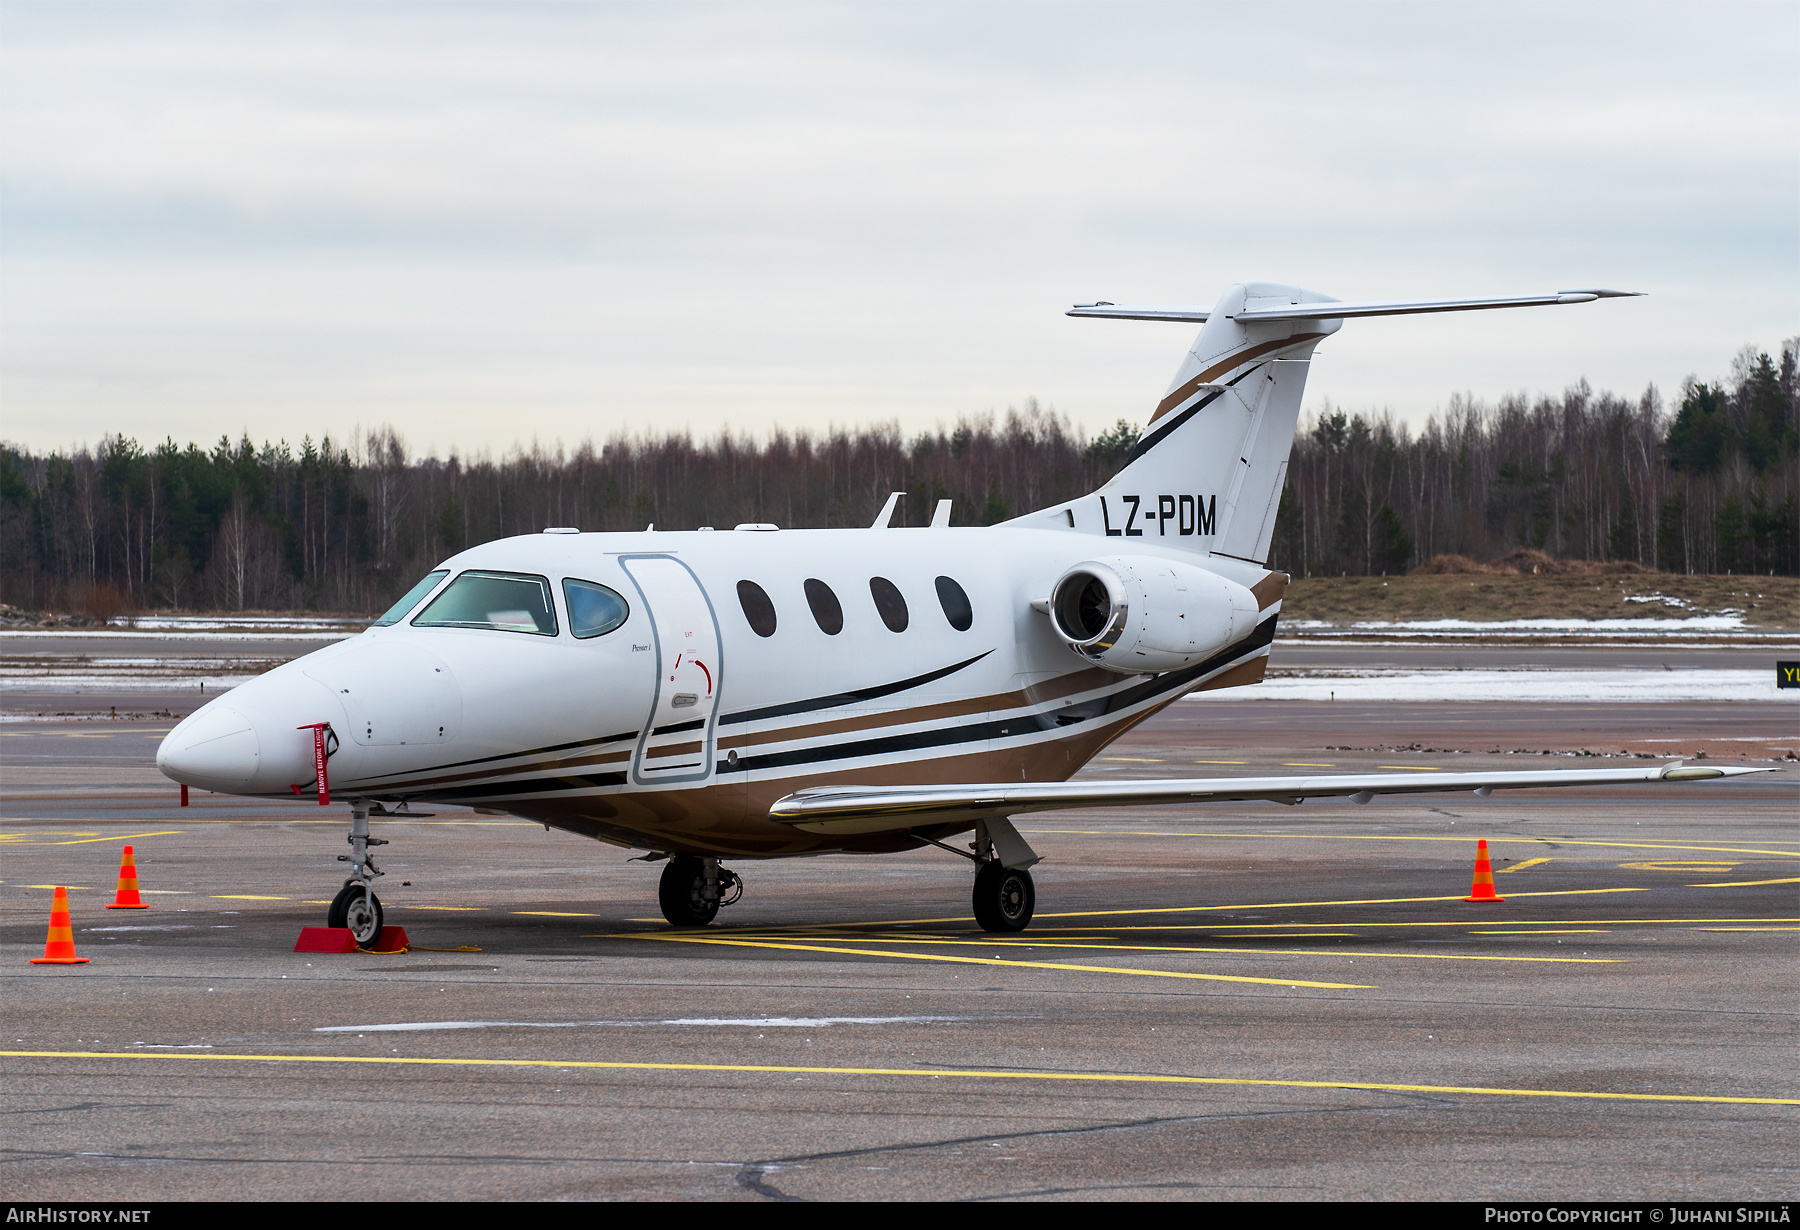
[0,830,183,846]
[1027,917,1799,933]
[750,887,1652,932]
[620,933,1374,988]
[1017,830,1800,860]
[1689,877,1800,887]
[3,1050,1794,1108]
[1496,857,1556,873]
[678,933,1618,965]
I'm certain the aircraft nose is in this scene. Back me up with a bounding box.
[157,705,261,789]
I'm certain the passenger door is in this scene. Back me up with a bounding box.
[620,555,722,786]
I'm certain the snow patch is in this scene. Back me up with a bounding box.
[1196,669,1786,704]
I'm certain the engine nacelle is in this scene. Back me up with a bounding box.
[1047,556,1260,674]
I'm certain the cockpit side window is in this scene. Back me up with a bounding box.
[412,570,559,636]
[373,570,448,627]
[562,578,630,639]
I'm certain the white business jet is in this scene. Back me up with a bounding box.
[157,281,1761,943]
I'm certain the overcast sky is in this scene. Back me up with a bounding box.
[2,1,1795,457]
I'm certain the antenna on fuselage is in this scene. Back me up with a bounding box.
[871,492,906,529]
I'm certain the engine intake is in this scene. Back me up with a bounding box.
[1048,557,1260,674]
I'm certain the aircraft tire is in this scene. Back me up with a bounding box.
[971,861,1034,933]
[328,884,384,946]
[658,856,720,928]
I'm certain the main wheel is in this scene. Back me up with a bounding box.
[972,861,1034,932]
[658,855,720,928]
[328,883,384,946]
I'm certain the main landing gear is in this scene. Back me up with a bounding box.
[972,861,1035,933]
[326,802,386,946]
[657,855,743,927]
[960,816,1040,933]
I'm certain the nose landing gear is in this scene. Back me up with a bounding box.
[657,855,742,927]
[327,803,387,946]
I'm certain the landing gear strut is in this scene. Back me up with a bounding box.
[327,802,386,945]
[969,816,1037,932]
[658,855,742,927]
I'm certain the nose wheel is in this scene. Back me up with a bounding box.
[972,860,1034,932]
[328,883,385,946]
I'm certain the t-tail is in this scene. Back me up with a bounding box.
[1015,280,1643,566]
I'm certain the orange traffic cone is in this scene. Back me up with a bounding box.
[106,844,148,910]
[30,887,90,964]
[1462,839,1506,903]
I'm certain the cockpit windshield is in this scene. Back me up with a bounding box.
[372,570,448,627]
[411,570,559,636]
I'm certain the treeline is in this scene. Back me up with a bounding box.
[2,343,1795,615]
[1272,342,1798,578]
[0,403,1123,615]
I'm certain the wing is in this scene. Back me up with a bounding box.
[769,763,1766,835]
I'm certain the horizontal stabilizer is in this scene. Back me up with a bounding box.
[769,763,1765,835]
[1233,289,1643,322]
[1068,290,1642,325]
[1067,303,1211,322]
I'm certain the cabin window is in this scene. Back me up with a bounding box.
[935,575,973,631]
[737,580,777,638]
[869,577,908,633]
[804,578,844,635]
[562,578,630,639]
[412,570,558,636]
[374,570,447,627]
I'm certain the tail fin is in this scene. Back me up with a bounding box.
[1027,280,1639,563]
[1021,280,1340,564]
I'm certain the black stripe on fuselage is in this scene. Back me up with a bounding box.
[375,623,1273,801]
[396,770,630,802]
[359,729,641,782]
[720,650,993,726]
[1121,364,1262,468]
[729,616,1276,776]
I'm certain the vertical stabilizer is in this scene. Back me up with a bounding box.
[1019,281,1340,564]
